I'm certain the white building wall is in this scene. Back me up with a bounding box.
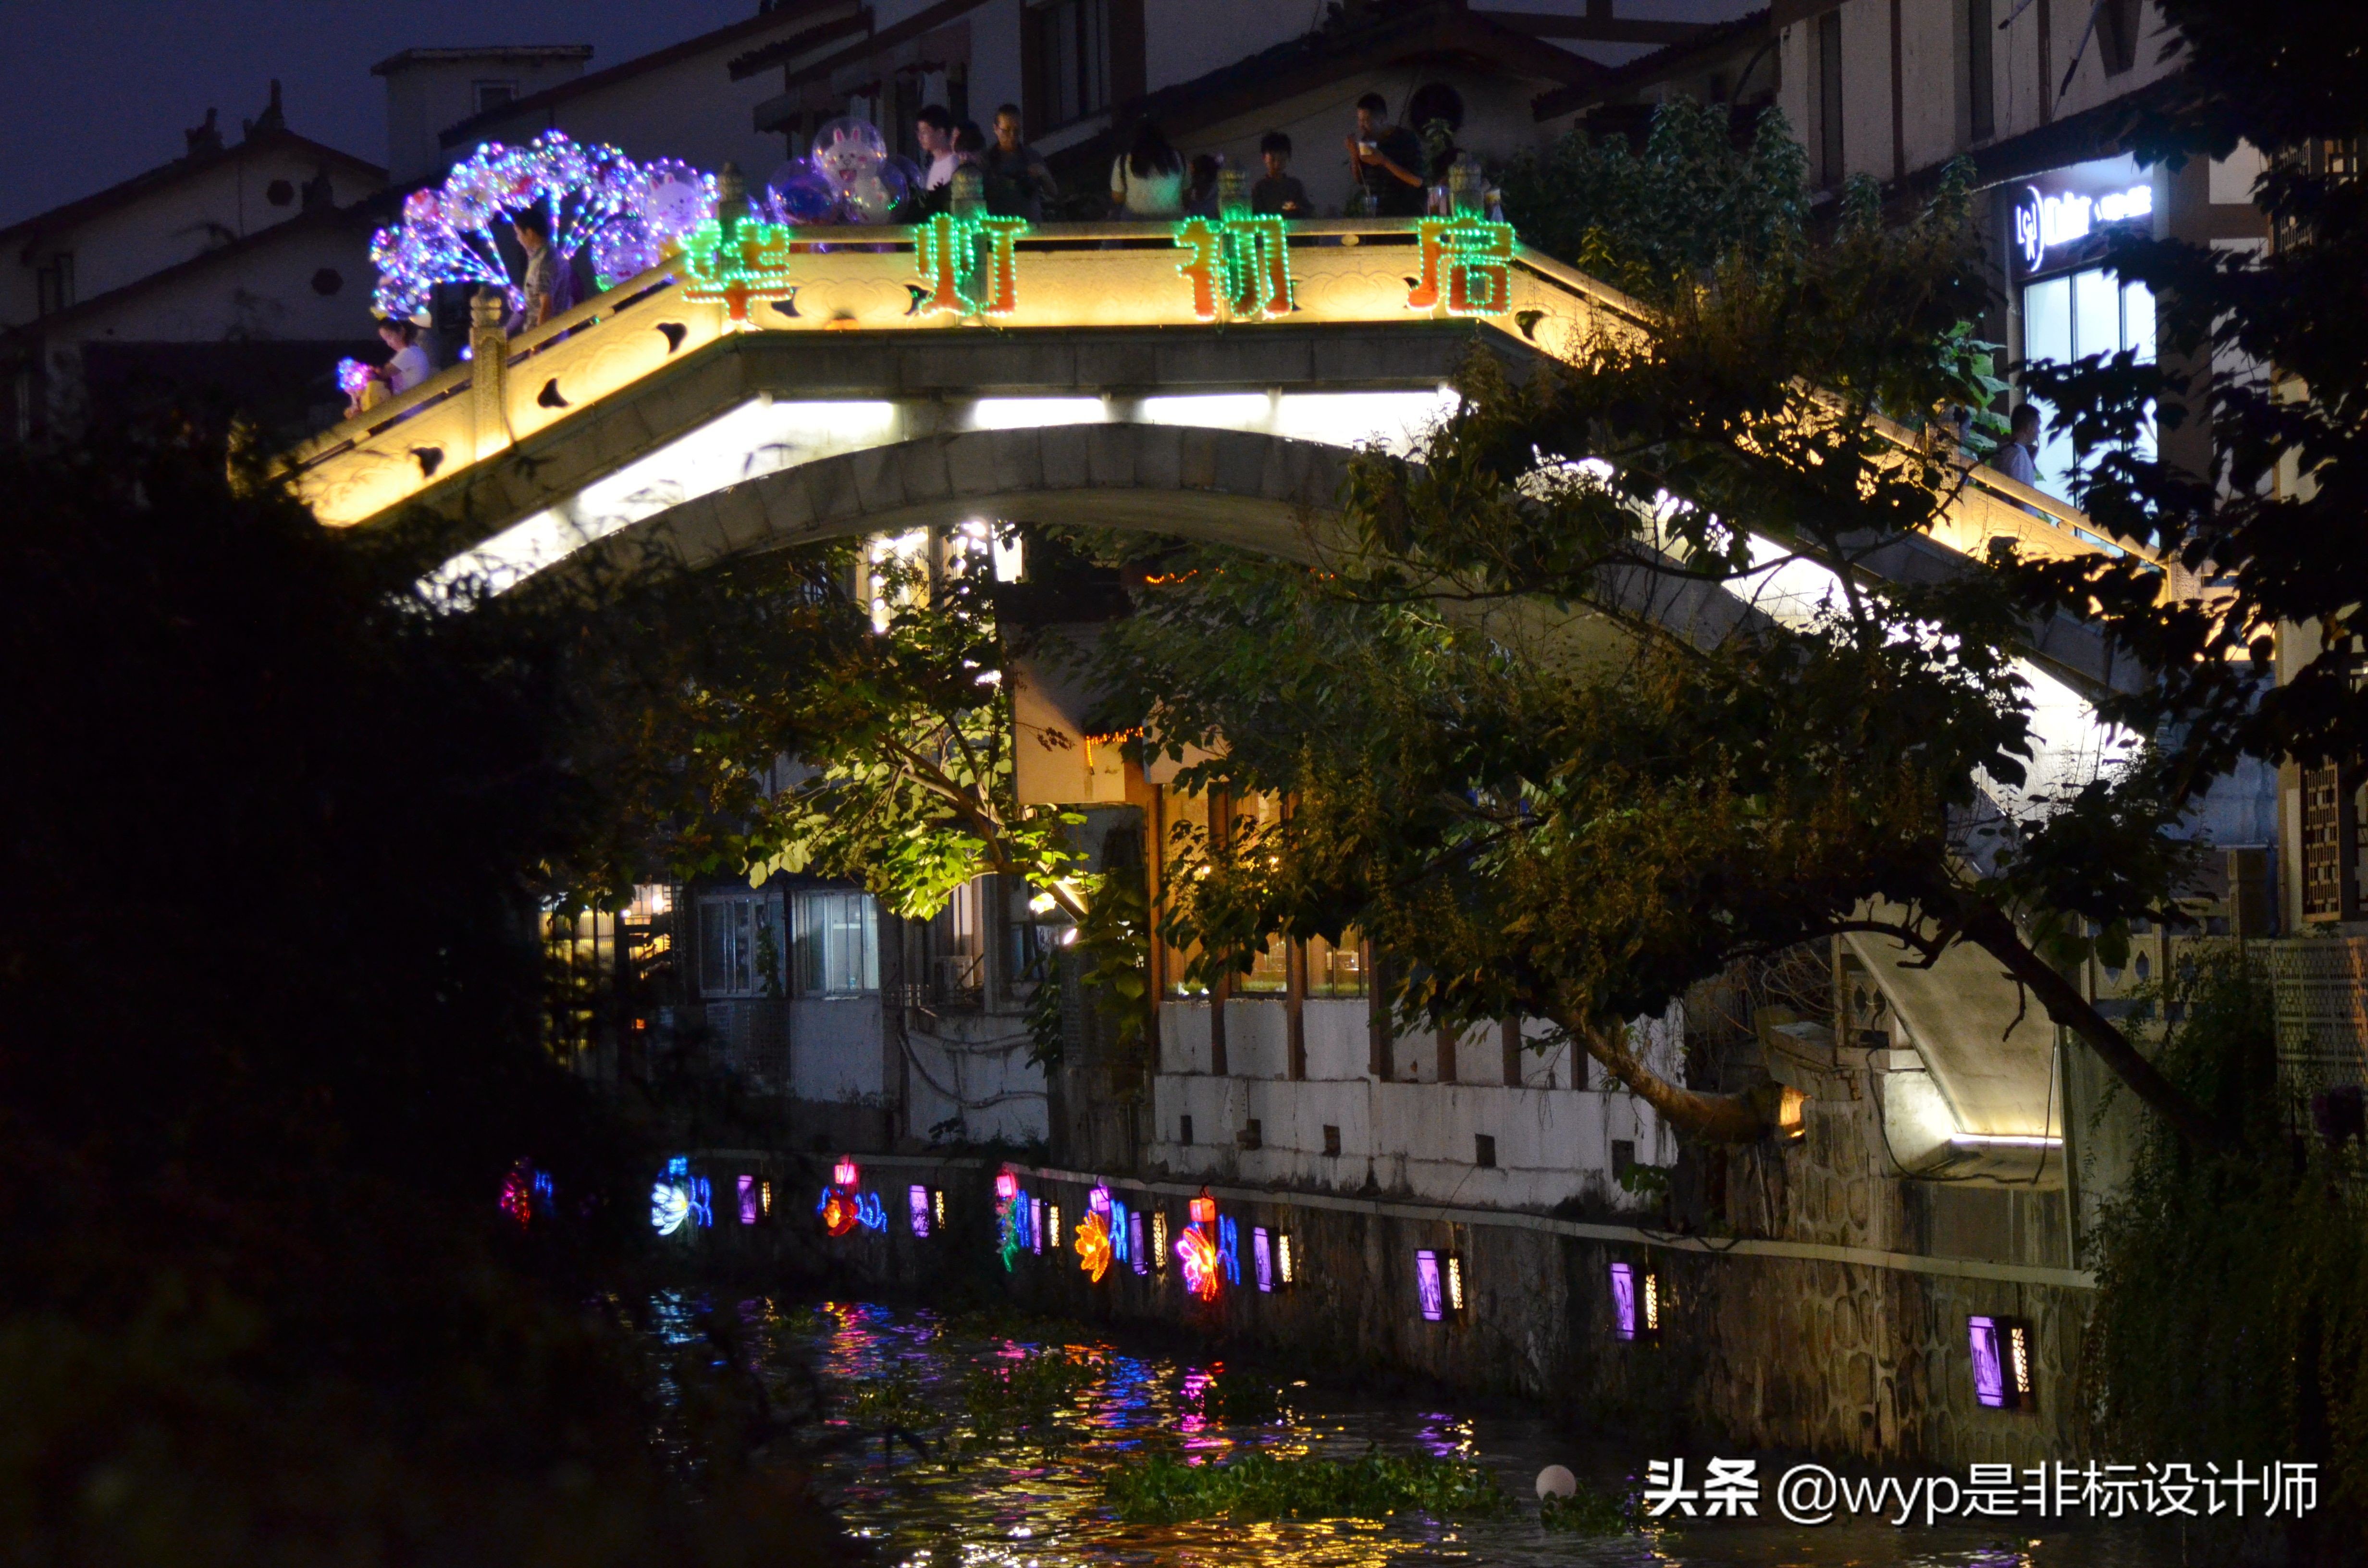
[1776,0,2182,190]
[967,0,1028,123]
[1151,995,1677,1211]
[790,996,887,1102]
[1,148,380,328]
[903,1012,1050,1146]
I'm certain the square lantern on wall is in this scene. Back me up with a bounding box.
[1152,1209,1170,1271]
[1048,1202,1062,1254]
[1276,1232,1295,1287]
[909,1183,931,1237]
[1253,1226,1273,1292]
[1969,1315,2035,1410]
[1416,1250,1444,1322]
[1444,1253,1466,1317]
[1131,1210,1149,1274]
[1111,1199,1131,1266]
[1031,1198,1045,1254]
[1611,1262,1659,1342]
[932,1188,947,1226]
[738,1173,760,1225]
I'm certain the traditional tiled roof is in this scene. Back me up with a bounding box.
[435,3,854,148]
[1,129,383,254]
[1529,9,1773,122]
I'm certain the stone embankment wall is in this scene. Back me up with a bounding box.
[716,1142,2092,1469]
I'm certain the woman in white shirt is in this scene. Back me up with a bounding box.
[378,317,434,395]
[1109,121,1185,218]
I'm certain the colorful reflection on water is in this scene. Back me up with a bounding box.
[649,1295,2173,1568]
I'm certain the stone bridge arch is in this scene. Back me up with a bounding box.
[522,421,1754,661]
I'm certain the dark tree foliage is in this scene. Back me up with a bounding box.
[1090,147,2220,1146]
[0,429,845,1565]
[2012,0,2368,795]
[2084,950,2368,1551]
[1500,98,1810,306]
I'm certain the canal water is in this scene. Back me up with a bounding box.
[653,1294,2177,1568]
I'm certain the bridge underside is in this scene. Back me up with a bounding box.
[283,241,2144,1173]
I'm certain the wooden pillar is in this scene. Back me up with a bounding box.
[1437,1023,1459,1086]
[1208,787,1229,1076]
[1286,942,1307,1081]
[1366,942,1391,1081]
[1501,1019,1523,1087]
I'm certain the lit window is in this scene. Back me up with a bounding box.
[1305,931,1367,997]
[699,893,780,997]
[792,887,880,996]
[2021,267,2157,498]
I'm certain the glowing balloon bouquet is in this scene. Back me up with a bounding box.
[369,130,648,322]
[767,117,915,226]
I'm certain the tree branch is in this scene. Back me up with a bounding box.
[1958,904,2233,1154]
[1550,997,1804,1145]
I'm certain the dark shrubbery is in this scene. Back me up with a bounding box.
[2085,948,2368,1560]
[0,428,843,1564]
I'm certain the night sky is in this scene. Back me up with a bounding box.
[0,0,758,228]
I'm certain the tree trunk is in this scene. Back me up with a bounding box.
[1552,1003,1805,1144]
[1957,905,2232,1155]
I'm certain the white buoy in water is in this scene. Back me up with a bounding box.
[1536,1465,1579,1500]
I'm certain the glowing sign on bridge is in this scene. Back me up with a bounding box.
[1174,215,1295,321]
[1409,216,1516,317]
[678,217,798,320]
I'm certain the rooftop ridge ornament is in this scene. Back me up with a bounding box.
[913,212,1027,318]
[1173,214,1294,322]
[1408,215,1515,318]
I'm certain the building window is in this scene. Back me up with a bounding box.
[792,887,880,996]
[1965,0,1995,142]
[699,893,779,998]
[1815,10,1845,187]
[473,80,518,114]
[1238,936,1289,995]
[1030,0,1108,131]
[2022,265,2156,495]
[932,876,987,1005]
[1305,932,1367,997]
[35,253,73,317]
[2095,0,2142,76]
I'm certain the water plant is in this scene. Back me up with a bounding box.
[1103,1445,1508,1523]
[842,1363,937,1465]
[1538,1480,1643,1534]
[1176,1365,1291,1426]
[944,1347,1107,1465]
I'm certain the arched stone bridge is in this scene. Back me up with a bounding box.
[283,216,2137,697]
[281,215,2139,1163]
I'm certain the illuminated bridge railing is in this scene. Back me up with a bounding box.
[280,215,2148,577]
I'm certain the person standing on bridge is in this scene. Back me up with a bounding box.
[510,208,557,333]
[1993,403,2050,517]
[1345,93,1425,218]
[984,104,1056,221]
[916,105,959,195]
[1252,132,1310,218]
[1110,120,1184,219]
